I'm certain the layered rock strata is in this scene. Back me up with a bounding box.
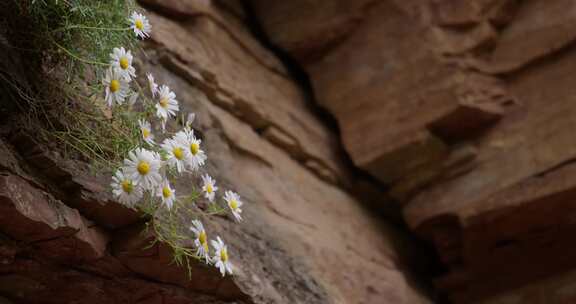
[0,1,430,303]
[248,0,576,302]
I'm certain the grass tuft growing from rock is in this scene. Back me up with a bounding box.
[22,0,138,73]
[8,0,246,281]
[9,0,147,169]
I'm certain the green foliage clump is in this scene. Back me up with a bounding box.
[11,0,142,168]
[22,0,138,74]
[10,0,241,279]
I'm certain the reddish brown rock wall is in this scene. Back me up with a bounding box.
[0,1,430,303]
[248,0,576,302]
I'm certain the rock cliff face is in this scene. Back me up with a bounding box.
[3,0,576,303]
[0,1,430,304]
[248,0,576,303]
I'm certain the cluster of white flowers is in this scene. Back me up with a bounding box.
[105,11,243,277]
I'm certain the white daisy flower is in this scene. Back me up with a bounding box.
[201,174,218,202]
[188,135,207,170]
[111,169,143,207]
[138,119,155,146]
[129,11,151,39]
[110,47,136,80]
[224,190,243,222]
[103,67,129,107]
[156,179,176,210]
[155,85,179,121]
[161,137,189,173]
[123,148,162,190]
[147,73,158,97]
[190,220,210,263]
[175,129,206,170]
[211,236,233,276]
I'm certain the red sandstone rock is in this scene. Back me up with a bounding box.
[7,131,141,229]
[113,223,246,299]
[0,174,108,262]
[473,0,576,74]
[477,267,576,304]
[247,0,373,63]
[248,0,576,302]
[146,10,348,185]
[303,1,507,187]
[0,0,445,303]
[0,174,81,242]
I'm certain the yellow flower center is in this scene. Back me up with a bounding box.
[137,161,150,175]
[135,19,144,30]
[159,98,168,108]
[220,248,228,262]
[190,143,199,155]
[119,57,129,70]
[206,184,213,194]
[162,186,172,198]
[110,79,120,93]
[173,147,184,160]
[121,180,133,193]
[229,199,238,210]
[199,231,207,246]
[142,128,150,139]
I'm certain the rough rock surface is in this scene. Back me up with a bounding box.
[0,1,430,304]
[248,0,576,302]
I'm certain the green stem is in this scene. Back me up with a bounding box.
[53,25,130,33]
[52,41,108,66]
